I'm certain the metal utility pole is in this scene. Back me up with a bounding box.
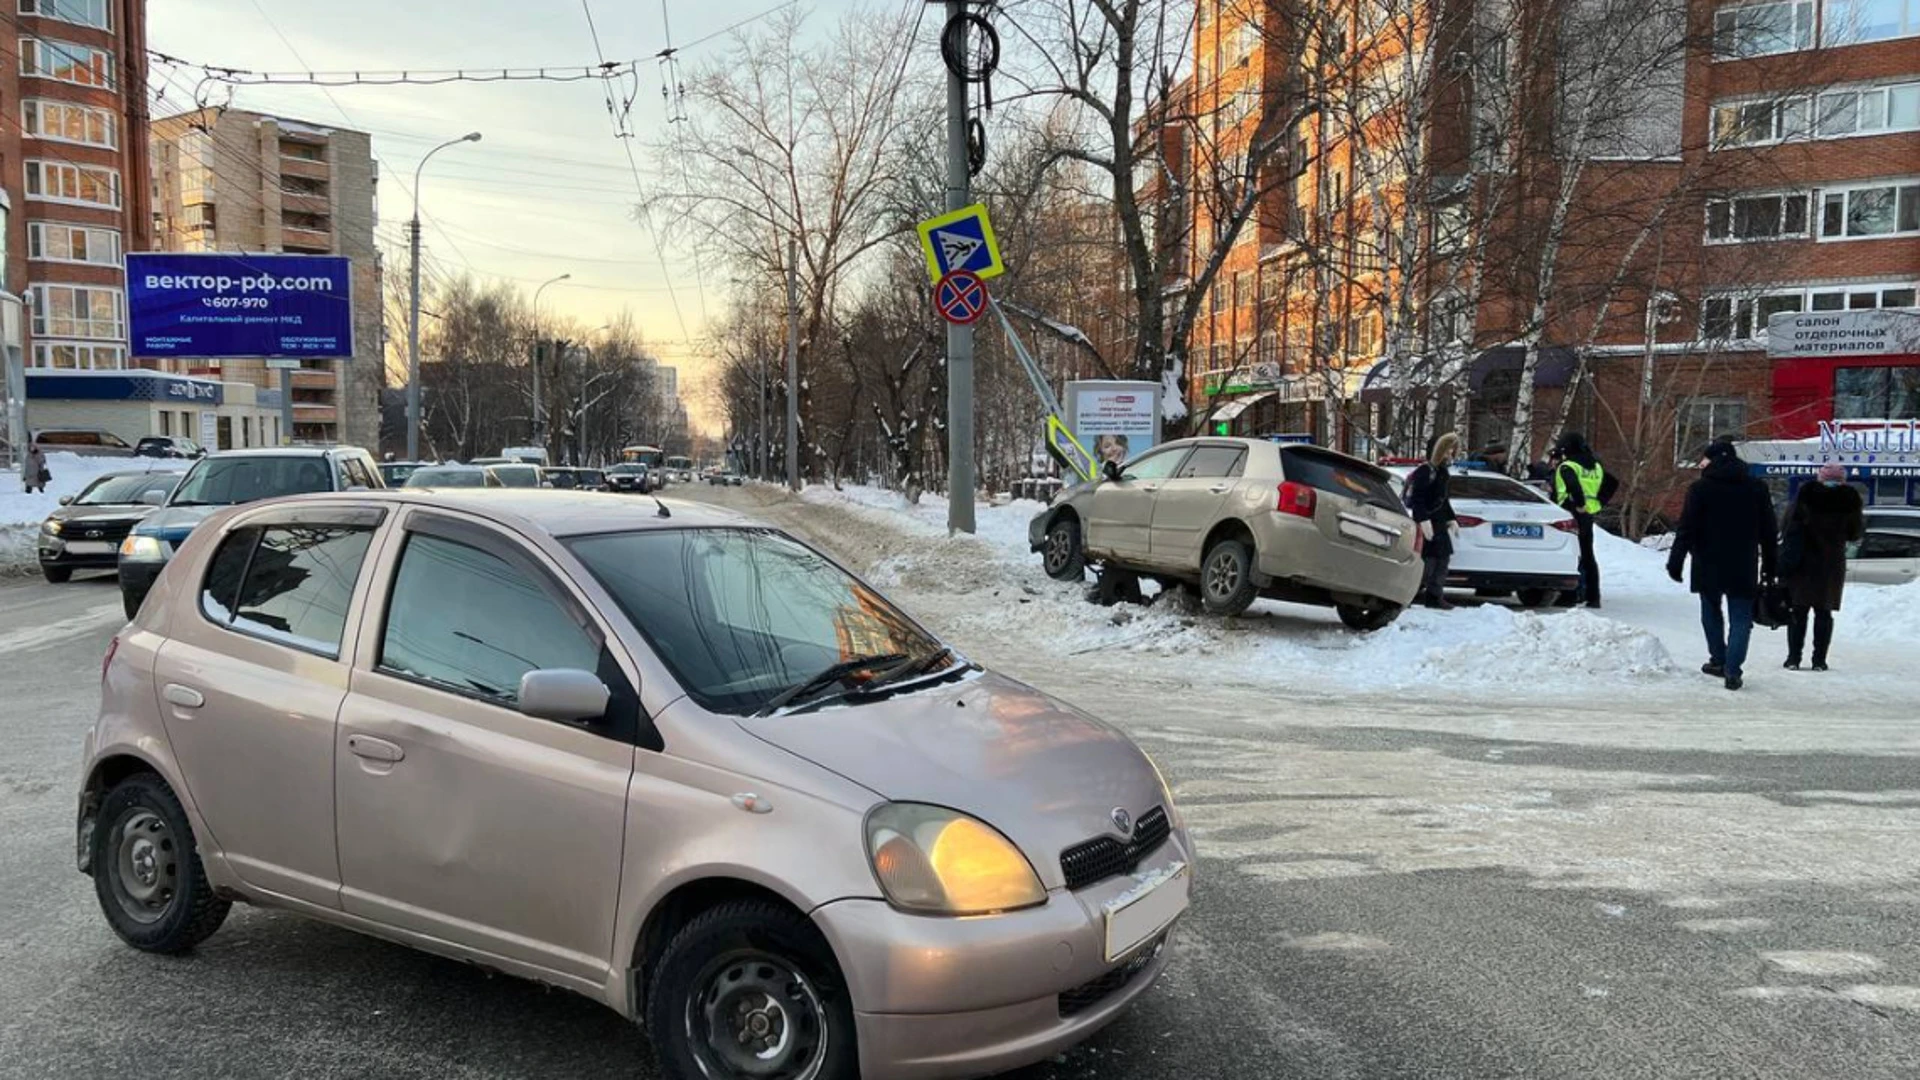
[944,0,976,533]
[785,234,801,492]
[531,273,571,451]
[407,131,481,461]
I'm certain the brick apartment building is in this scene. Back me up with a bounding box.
[1176,0,1917,524]
[150,107,384,449]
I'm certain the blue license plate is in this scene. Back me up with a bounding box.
[1493,523,1544,539]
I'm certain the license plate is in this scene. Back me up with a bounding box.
[63,541,115,554]
[1338,519,1393,548]
[1103,861,1190,961]
[1493,523,1544,540]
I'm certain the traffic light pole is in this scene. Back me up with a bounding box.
[944,0,976,534]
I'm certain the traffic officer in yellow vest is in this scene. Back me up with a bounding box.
[1552,432,1618,608]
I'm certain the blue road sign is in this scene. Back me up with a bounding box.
[916,202,1004,284]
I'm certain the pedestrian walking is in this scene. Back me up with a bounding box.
[1666,440,1779,691]
[1780,462,1864,672]
[1405,432,1460,609]
[1551,432,1617,608]
[24,441,49,494]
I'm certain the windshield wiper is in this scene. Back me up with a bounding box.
[755,653,908,717]
[865,646,965,691]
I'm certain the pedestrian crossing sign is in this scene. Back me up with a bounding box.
[916,203,1004,286]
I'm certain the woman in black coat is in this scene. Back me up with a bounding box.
[1405,432,1460,609]
[1781,463,1865,670]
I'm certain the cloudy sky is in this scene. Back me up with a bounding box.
[148,0,841,432]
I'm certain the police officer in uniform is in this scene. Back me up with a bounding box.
[1552,432,1617,608]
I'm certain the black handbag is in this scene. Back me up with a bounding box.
[1753,579,1792,631]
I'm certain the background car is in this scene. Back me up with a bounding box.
[404,465,502,489]
[604,462,653,493]
[379,460,429,486]
[30,428,135,457]
[1383,465,1582,607]
[544,466,607,491]
[1031,437,1422,629]
[1848,526,1920,585]
[79,490,1189,1080]
[489,463,543,489]
[117,447,384,619]
[36,469,183,583]
[133,436,206,460]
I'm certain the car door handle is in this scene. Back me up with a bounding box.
[346,734,405,763]
[162,684,204,709]
[1208,484,1231,494]
[1140,484,1160,493]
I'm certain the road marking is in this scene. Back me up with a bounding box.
[0,601,121,654]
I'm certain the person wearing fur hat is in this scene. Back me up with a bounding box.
[1780,462,1864,671]
[1404,432,1460,609]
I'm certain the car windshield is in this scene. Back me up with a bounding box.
[493,465,540,488]
[170,457,333,506]
[381,464,422,484]
[569,527,944,715]
[1451,475,1548,503]
[76,473,176,505]
[406,468,488,488]
[607,464,645,475]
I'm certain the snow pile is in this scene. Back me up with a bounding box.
[799,484,1044,566]
[1593,527,1676,598]
[1845,579,1920,640]
[0,452,167,526]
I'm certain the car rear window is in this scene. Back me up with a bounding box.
[1280,447,1402,510]
[1450,475,1549,503]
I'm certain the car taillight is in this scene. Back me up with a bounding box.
[1455,514,1487,528]
[102,635,120,685]
[1276,481,1316,518]
[1550,518,1579,533]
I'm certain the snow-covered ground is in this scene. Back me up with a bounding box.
[796,483,1920,715]
[1,453,183,574]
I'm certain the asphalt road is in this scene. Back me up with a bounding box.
[1,489,1916,1078]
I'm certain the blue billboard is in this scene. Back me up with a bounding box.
[127,253,355,359]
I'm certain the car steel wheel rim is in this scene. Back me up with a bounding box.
[685,950,827,1080]
[109,808,178,925]
[1206,550,1240,599]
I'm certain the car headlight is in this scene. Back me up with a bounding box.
[865,803,1046,915]
[119,535,167,560]
[42,519,63,536]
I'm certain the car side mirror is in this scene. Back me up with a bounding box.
[138,490,168,506]
[58,495,74,506]
[1101,460,1124,484]
[518,668,610,723]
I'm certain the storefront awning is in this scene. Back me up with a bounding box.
[1208,390,1275,424]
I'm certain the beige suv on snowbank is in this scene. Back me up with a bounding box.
[77,490,1190,1080]
[1030,438,1422,629]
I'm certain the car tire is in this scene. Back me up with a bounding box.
[41,564,72,584]
[1042,515,1086,581]
[1515,588,1552,608]
[645,900,858,1080]
[122,589,143,621]
[1199,538,1259,616]
[90,773,230,953]
[1337,602,1401,632]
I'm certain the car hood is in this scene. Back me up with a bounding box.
[48,504,155,526]
[736,670,1169,889]
[133,505,220,545]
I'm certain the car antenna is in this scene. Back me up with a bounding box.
[651,493,671,518]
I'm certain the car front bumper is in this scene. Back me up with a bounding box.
[117,557,167,609]
[38,536,124,570]
[813,830,1191,1080]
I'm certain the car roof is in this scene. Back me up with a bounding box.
[263,489,751,538]
[201,446,361,459]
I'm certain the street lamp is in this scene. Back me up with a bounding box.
[406,130,482,460]
[530,273,571,446]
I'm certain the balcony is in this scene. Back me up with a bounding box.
[281,225,334,252]
[280,190,331,215]
[289,369,337,391]
[292,403,338,424]
[280,155,330,181]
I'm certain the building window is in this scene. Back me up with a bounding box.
[30,283,125,340]
[1678,399,1749,463]
[1808,283,1918,310]
[22,99,117,148]
[1347,311,1382,356]
[1823,0,1920,43]
[1713,1,1815,56]
[1834,366,1920,419]
[1705,192,1810,242]
[1804,82,1920,137]
[24,160,121,208]
[1820,181,1920,238]
[1710,95,1810,147]
[1701,292,1806,340]
[29,341,125,370]
[1258,330,1280,369]
[19,37,114,90]
[27,222,121,265]
[18,0,111,30]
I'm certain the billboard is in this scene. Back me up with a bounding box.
[1067,379,1162,466]
[127,253,355,359]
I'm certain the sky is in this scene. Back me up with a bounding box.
[147,0,851,434]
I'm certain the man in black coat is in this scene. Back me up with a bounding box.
[1666,440,1779,691]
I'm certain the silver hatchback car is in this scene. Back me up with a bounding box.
[1031,437,1423,629]
[77,490,1190,1080]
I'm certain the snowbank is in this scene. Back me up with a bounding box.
[1846,579,1920,639]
